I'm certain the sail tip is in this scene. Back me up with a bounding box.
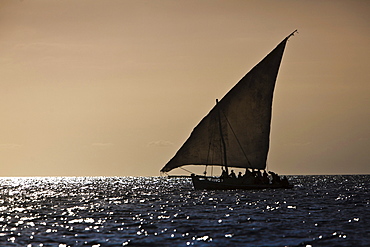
[286,30,298,40]
[160,166,172,173]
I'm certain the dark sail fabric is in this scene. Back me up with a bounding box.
[161,35,290,173]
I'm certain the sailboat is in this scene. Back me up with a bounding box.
[160,30,297,190]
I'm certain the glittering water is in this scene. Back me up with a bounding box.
[0,175,369,246]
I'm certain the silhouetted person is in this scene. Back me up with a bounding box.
[230,170,236,179]
[254,170,263,184]
[269,171,281,185]
[238,172,243,179]
[243,169,252,179]
[220,168,228,179]
[252,169,258,178]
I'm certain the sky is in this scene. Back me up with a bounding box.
[1,0,369,176]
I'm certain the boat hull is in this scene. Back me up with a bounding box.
[191,175,293,190]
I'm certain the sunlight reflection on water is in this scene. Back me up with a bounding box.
[0,175,369,246]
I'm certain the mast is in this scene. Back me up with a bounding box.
[216,99,229,174]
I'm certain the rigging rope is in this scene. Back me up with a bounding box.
[179,167,194,174]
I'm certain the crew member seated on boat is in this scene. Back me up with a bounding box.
[238,172,243,179]
[230,170,236,179]
[220,168,228,179]
[269,171,281,185]
[251,169,258,178]
[243,169,252,179]
[252,169,262,184]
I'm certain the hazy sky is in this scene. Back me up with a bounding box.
[1,0,369,176]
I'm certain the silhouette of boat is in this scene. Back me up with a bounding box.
[161,31,297,190]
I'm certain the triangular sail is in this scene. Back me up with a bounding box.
[161,32,294,173]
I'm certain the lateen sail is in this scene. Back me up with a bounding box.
[161,32,295,173]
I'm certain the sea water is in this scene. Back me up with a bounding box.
[0,175,369,246]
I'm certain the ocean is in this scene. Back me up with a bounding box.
[0,175,369,246]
